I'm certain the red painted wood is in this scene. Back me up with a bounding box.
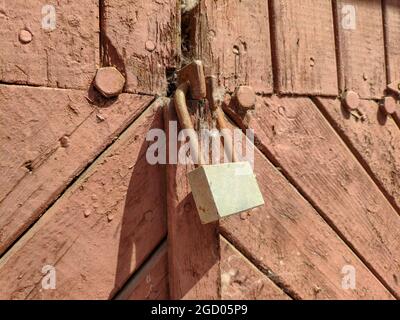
[0,99,167,299]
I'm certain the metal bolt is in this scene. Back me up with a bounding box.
[94,67,125,98]
[381,96,397,115]
[342,90,360,111]
[233,86,256,111]
[19,29,32,44]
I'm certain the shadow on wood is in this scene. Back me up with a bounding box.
[164,101,221,300]
[110,106,167,298]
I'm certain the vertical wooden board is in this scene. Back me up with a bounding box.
[115,241,169,300]
[270,0,338,95]
[0,100,167,299]
[316,97,400,213]
[334,0,386,98]
[218,114,393,299]
[103,0,180,95]
[0,0,99,89]
[164,102,220,300]
[0,86,153,256]
[384,0,400,83]
[230,95,400,296]
[193,0,273,94]
[220,237,290,300]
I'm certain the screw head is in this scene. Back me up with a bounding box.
[145,40,156,52]
[234,86,256,111]
[342,90,360,111]
[94,67,125,98]
[19,29,32,44]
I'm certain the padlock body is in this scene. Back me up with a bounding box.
[188,161,264,224]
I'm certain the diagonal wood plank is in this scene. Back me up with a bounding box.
[102,0,180,95]
[220,237,290,300]
[0,0,99,89]
[164,101,220,300]
[218,110,393,299]
[383,0,400,84]
[115,240,169,300]
[190,0,273,94]
[0,99,167,299]
[315,97,400,214]
[0,85,153,256]
[333,0,386,98]
[269,0,338,95]
[223,95,400,297]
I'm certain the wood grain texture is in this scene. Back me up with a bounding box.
[0,0,99,89]
[315,97,400,214]
[191,0,273,94]
[224,95,400,296]
[103,0,180,95]
[334,0,386,98]
[218,109,393,299]
[0,99,167,299]
[384,0,400,83]
[0,85,153,256]
[164,101,220,300]
[115,241,169,300]
[220,237,290,300]
[270,0,338,95]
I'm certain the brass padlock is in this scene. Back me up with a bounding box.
[174,61,264,224]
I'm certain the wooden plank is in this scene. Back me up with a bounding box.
[220,237,290,300]
[103,0,180,95]
[269,0,338,95]
[191,0,273,94]
[334,0,386,98]
[218,111,393,299]
[164,101,220,300]
[223,95,400,296]
[315,97,400,214]
[115,241,168,300]
[0,85,153,255]
[0,0,99,89]
[384,0,400,83]
[0,99,167,299]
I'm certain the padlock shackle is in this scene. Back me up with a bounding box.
[174,81,205,166]
[206,76,237,163]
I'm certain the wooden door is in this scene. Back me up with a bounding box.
[0,0,399,300]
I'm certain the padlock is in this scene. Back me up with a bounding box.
[174,61,265,224]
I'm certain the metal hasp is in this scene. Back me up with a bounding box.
[174,61,265,224]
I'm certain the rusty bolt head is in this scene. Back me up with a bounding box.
[342,90,360,111]
[94,67,125,98]
[381,96,397,115]
[234,86,256,111]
